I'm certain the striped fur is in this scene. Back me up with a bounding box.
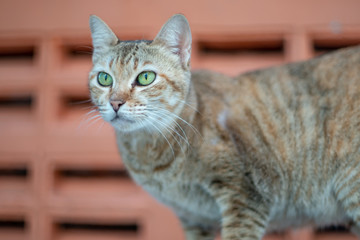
[89,14,360,239]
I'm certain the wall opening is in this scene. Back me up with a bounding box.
[198,38,285,56]
[0,95,32,109]
[0,45,35,62]
[313,37,360,55]
[58,222,139,233]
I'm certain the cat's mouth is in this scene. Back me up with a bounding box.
[111,115,135,124]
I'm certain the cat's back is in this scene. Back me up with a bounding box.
[193,46,360,110]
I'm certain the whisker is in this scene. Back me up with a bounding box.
[146,112,187,153]
[77,109,99,130]
[144,118,175,159]
[147,106,202,139]
[85,115,104,129]
[147,110,190,147]
[83,114,102,125]
[85,109,98,116]
[77,106,103,131]
[96,120,106,134]
[78,45,93,50]
[178,99,201,114]
[77,116,101,131]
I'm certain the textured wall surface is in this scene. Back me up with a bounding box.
[0,0,360,239]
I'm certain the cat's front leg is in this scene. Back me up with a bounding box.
[179,218,217,240]
[182,226,216,240]
[208,179,271,240]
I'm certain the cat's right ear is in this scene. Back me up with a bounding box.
[89,15,118,62]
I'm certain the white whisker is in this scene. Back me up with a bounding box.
[144,117,175,159]
[146,112,187,153]
[147,106,202,139]
[85,115,103,129]
[77,108,101,130]
[80,105,98,111]
[87,114,103,122]
[85,109,98,116]
[96,120,106,134]
[178,99,201,114]
[77,109,102,130]
[147,110,190,147]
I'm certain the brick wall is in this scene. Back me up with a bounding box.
[0,1,360,239]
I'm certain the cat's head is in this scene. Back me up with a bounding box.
[88,14,192,133]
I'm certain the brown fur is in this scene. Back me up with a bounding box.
[89,14,360,239]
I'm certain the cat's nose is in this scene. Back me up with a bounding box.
[110,100,126,112]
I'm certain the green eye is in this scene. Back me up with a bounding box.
[97,72,113,87]
[137,71,156,86]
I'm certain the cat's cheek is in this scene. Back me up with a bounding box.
[100,109,116,123]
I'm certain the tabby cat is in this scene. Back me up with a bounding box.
[88,14,360,240]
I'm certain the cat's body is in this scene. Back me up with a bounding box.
[89,14,360,239]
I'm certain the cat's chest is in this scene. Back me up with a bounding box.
[117,137,221,222]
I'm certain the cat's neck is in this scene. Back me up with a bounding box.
[115,81,200,173]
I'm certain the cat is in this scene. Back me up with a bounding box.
[88,14,360,240]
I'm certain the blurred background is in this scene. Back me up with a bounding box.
[0,0,360,239]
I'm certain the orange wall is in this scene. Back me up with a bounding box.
[0,1,360,240]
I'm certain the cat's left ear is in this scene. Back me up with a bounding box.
[154,14,192,69]
[89,15,118,62]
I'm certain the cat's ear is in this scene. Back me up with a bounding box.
[154,14,192,69]
[89,15,118,61]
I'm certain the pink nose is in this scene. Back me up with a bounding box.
[110,100,125,112]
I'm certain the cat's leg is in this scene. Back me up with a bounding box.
[182,226,216,240]
[179,218,216,240]
[339,192,360,237]
[208,179,271,240]
[334,160,360,238]
[350,223,360,237]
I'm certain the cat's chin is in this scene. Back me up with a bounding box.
[111,116,157,134]
[110,117,139,133]
[112,123,141,133]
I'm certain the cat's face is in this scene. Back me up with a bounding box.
[89,15,192,133]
